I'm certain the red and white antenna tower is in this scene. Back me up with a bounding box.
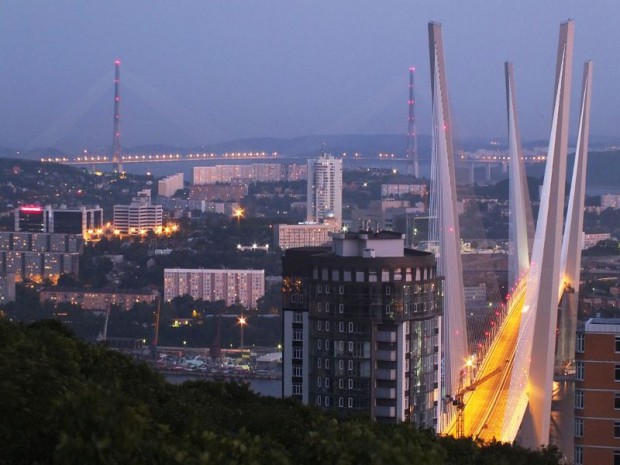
[406,67,419,177]
[112,60,122,173]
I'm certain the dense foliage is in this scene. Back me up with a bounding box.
[0,319,562,465]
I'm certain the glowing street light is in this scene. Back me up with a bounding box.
[237,315,247,349]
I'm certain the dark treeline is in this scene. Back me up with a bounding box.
[0,319,562,465]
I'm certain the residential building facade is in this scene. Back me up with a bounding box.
[113,191,163,235]
[274,223,338,250]
[158,173,184,197]
[306,153,342,228]
[282,231,442,428]
[164,268,265,308]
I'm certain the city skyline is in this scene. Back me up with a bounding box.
[1,2,619,151]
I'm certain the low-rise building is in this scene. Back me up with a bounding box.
[274,223,338,250]
[158,173,184,197]
[113,190,163,235]
[40,287,159,311]
[583,232,612,250]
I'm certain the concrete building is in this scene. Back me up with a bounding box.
[574,318,620,465]
[0,232,82,282]
[193,163,283,185]
[601,194,620,210]
[113,190,163,235]
[381,183,427,199]
[188,183,248,202]
[306,153,342,228]
[164,268,265,308]
[0,273,16,303]
[582,232,612,250]
[40,287,159,311]
[158,173,184,197]
[274,223,338,250]
[282,231,442,428]
[14,205,103,239]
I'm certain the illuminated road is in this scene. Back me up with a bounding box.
[446,277,527,440]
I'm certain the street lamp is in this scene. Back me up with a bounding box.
[237,315,247,350]
[233,207,245,221]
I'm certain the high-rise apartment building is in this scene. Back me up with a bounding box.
[158,173,184,197]
[164,268,265,308]
[574,318,620,465]
[282,231,442,427]
[306,153,342,228]
[113,190,163,235]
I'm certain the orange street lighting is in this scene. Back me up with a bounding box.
[233,207,245,220]
[238,315,247,349]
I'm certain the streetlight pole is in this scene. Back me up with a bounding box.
[238,315,247,350]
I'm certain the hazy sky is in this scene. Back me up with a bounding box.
[1,1,618,151]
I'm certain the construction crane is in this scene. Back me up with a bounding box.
[447,366,502,438]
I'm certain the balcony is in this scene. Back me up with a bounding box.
[375,369,397,380]
[375,387,396,399]
[375,350,396,362]
[374,405,396,418]
[376,331,396,343]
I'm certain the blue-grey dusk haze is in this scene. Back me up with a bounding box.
[1,1,618,151]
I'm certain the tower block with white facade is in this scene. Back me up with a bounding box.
[427,22,468,431]
[306,153,343,228]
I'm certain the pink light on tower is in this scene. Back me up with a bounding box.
[406,67,419,178]
[111,60,122,172]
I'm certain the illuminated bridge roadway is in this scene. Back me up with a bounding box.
[445,276,528,441]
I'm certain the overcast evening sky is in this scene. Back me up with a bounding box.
[1,1,618,151]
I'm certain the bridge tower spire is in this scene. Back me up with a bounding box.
[505,62,535,290]
[506,20,574,448]
[556,61,593,376]
[427,22,468,432]
[112,60,122,173]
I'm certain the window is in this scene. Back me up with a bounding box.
[616,393,620,410]
[339,340,344,352]
[326,285,330,294]
[616,364,620,382]
[324,396,330,407]
[348,379,353,389]
[293,348,302,359]
[325,339,330,350]
[616,336,620,353]
[317,284,322,294]
[339,397,344,407]
[576,361,584,380]
[339,285,344,294]
[574,446,583,465]
[385,286,391,295]
[317,339,322,350]
[293,311,303,323]
[293,329,302,340]
[293,366,302,377]
[339,322,345,333]
[291,294,297,303]
[348,322,354,333]
[325,359,330,369]
[575,389,584,409]
[615,422,620,439]
[293,384,302,395]
[338,378,344,388]
[574,418,583,437]
[348,341,354,352]
[318,303,322,312]
[316,395,322,406]
[317,321,322,330]
[325,321,330,331]
[576,332,584,353]
[339,304,344,314]
[317,377,322,387]
[325,303,330,313]
[348,397,353,408]
[348,360,354,371]
[339,360,344,370]
[317,358,322,368]
[325,377,330,388]
[614,450,620,465]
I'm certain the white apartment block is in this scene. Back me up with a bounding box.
[306,153,342,227]
[193,164,283,185]
[158,173,184,197]
[582,232,612,250]
[274,223,338,250]
[601,194,620,210]
[113,193,163,235]
[164,268,265,308]
[381,183,427,198]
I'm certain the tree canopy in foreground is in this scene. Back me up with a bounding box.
[0,319,562,465]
